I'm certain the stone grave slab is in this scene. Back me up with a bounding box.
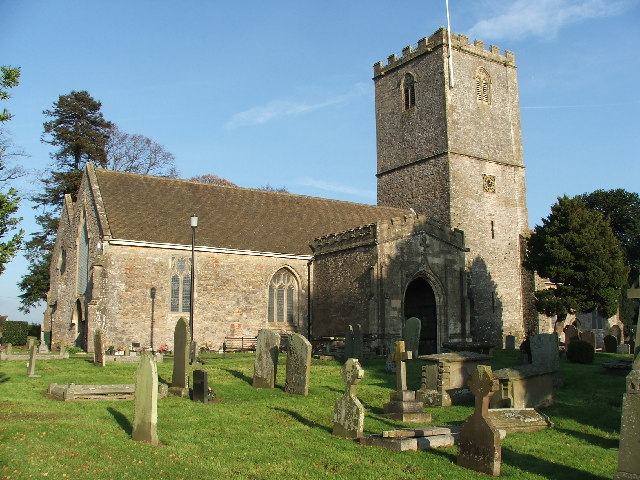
[285,333,312,396]
[48,383,168,401]
[170,317,190,396]
[487,408,552,433]
[333,358,365,439]
[131,353,159,445]
[27,345,39,378]
[530,334,559,371]
[253,329,280,389]
[490,364,554,409]
[457,365,501,477]
[404,317,421,358]
[416,351,491,407]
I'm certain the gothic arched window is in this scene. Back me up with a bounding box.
[402,73,416,110]
[475,68,491,104]
[267,268,298,324]
[77,214,89,295]
[170,256,191,313]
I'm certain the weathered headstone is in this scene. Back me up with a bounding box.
[5,343,12,355]
[614,367,640,479]
[169,317,190,396]
[383,341,431,423]
[563,324,579,345]
[285,333,312,396]
[93,329,105,367]
[618,344,632,355]
[58,344,67,358]
[530,333,559,371]
[192,369,210,403]
[343,325,354,360]
[26,336,37,350]
[404,317,421,358]
[131,353,159,445]
[253,329,280,388]
[353,324,363,360]
[27,345,39,378]
[505,335,516,350]
[457,365,501,477]
[579,330,596,349]
[604,335,619,353]
[333,358,365,439]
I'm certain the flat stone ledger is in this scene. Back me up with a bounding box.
[416,352,491,407]
[490,364,554,409]
[253,329,280,389]
[487,408,552,433]
[170,317,190,397]
[285,333,312,396]
[192,369,210,403]
[48,383,168,401]
[333,358,365,439]
[132,353,159,445]
[383,390,432,423]
[614,369,640,480]
[94,329,105,367]
[360,426,460,452]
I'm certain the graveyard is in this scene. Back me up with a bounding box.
[0,347,627,480]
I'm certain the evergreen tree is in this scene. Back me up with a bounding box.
[19,91,111,311]
[0,66,23,275]
[524,196,629,320]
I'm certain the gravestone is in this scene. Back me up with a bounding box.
[353,324,363,360]
[618,344,632,355]
[285,333,312,396]
[628,279,640,357]
[59,344,67,357]
[609,325,623,343]
[5,343,12,355]
[27,345,39,378]
[93,329,105,367]
[192,369,211,403]
[131,353,159,445]
[563,324,579,345]
[505,335,516,350]
[604,335,619,353]
[26,336,37,350]
[457,365,501,477]
[579,330,596,349]
[530,333,559,372]
[614,368,640,479]
[253,329,280,389]
[333,358,365,439]
[383,341,431,423]
[169,317,190,396]
[404,317,421,357]
[344,325,354,360]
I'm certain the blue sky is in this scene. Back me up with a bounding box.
[1,0,639,324]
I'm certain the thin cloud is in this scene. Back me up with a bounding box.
[467,0,633,41]
[224,83,368,130]
[296,177,376,200]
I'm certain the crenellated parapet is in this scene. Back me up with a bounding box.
[311,223,377,256]
[373,27,515,78]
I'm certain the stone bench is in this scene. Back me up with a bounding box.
[47,383,168,401]
[416,351,492,407]
[490,364,554,409]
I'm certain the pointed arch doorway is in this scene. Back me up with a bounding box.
[404,277,438,355]
[72,299,87,350]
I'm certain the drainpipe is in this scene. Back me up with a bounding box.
[307,259,313,340]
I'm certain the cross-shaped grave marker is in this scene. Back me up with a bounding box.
[457,365,501,477]
[393,340,412,392]
[333,358,365,439]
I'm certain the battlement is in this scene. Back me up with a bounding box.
[373,27,515,78]
[311,223,377,256]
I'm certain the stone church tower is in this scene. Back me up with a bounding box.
[374,28,531,345]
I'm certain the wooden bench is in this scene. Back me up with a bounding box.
[223,337,258,352]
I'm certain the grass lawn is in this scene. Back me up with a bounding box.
[0,349,627,480]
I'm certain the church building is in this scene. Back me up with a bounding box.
[43,29,535,354]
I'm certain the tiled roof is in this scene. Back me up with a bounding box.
[93,168,410,256]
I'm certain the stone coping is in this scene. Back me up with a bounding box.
[418,351,491,362]
[493,364,554,380]
[0,353,69,361]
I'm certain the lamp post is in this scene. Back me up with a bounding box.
[189,214,198,363]
[150,287,156,352]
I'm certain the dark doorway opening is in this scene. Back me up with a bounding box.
[404,277,437,355]
[73,300,87,350]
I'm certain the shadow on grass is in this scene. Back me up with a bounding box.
[271,407,331,434]
[359,399,384,415]
[554,427,618,450]
[502,447,608,480]
[223,369,253,385]
[0,373,10,384]
[323,386,342,394]
[107,407,132,435]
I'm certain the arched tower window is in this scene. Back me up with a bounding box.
[267,268,298,324]
[475,67,491,104]
[402,73,416,110]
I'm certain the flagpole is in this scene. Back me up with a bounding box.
[445,0,455,88]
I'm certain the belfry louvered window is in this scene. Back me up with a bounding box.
[475,68,491,104]
[77,217,89,295]
[170,257,191,313]
[402,73,416,110]
[268,268,297,323]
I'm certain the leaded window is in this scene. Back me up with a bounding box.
[170,257,191,313]
[475,67,491,104]
[268,268,297,323]
[402,73,416,110]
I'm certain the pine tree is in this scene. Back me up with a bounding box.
[19,91,111,311]
[524,196,629,320]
